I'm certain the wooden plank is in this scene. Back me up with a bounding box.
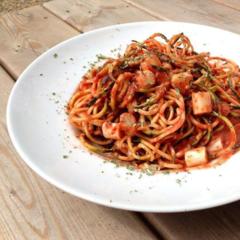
[0,5,78,79]
[125,0,240,33]
[145,202,240,240]
[213,0,240,11]
[0,66,158,239]
[0,0,50,14]
[43,0,158,32]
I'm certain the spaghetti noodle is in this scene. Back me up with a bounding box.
[68,33,240,171]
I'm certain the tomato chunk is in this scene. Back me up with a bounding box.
[136,70,156,89]
[171,72,192,94]
[141,54,161,71]
[219,102,230,116]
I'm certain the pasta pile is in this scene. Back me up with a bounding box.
[68,33,240,170]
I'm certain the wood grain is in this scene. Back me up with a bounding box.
[43,0,158,32]
[213,0,240,10]
[125,0,240,33]
[0,66,158,239]
[0,5,78,79]
[145,202,240,240]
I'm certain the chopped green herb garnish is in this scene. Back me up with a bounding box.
[63,155,68,159]
[162,171,170,175]
[145,168,154,176]
[131,40,147,49]
[120,61,129,69]
[170,32,183,46]
[96,54,109,60]
[126,165,135,171]
[87,97,97,107]
[151,65,168,72]
[126,172,133,175]
[228,77,240,102]
[175,88,180,96]
[176,179,182,185]
[114,164,120,168]
[53,53,58,58]
[132,136,141,143]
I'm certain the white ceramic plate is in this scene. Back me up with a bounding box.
[7,21,240,212]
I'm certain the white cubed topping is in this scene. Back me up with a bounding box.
[192,92,212,115]
[185,147,208,167]
[207,137,223,154]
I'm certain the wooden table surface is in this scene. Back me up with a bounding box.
[1,0,240,239]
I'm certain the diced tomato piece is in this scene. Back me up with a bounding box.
[192,92,212,115]
[102,122,121,140]
[156,71,169,83]
[136,70,156,89]
[185,147,208,167]
[219,102,230,116]
[171,72,192,94]
[141,54,161,71]
[229,115,240,125]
